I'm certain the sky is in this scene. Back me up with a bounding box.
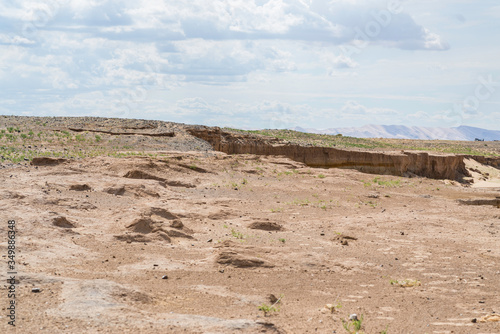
[1,0,499,130]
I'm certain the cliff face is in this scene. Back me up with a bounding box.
[466,155,500,169]
[187,127,471,180]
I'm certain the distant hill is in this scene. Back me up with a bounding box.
[293,125,500,141]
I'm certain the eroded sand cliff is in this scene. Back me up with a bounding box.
[187,126,471,180]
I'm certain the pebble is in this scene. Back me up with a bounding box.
[162,275,168,280]
[32,288,41,293]
[349,314,358,321]
[207,239,213,243]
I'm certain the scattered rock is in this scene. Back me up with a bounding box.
[216,251,274,268]
[163,229,194,239]
[32,288,41,293]
[52,216,76,228]
[145,207,178,220]
[349,314,358,321]
[69,184,91,191]
[458,198,500,208]
[477,314,500,322]
[248,221,283,231]
[333,234,358,246]
[126,218,156,234]
[165,180,196,188]
[104,186,126,196]
[123,170,165,182]
[114,234,152,243]
[162,275,168,280]
[170,219,184,229]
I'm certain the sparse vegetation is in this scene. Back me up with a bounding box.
[258,294,283,317]
[231,229,245,240]
[342,314,364,333]
[390,279,421,287]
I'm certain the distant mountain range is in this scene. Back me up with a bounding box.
[292,125,500,141]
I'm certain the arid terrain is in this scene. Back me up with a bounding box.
[1,116,499,334]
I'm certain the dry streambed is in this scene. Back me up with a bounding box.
[0,153,499,333]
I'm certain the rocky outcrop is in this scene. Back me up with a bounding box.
[187,126,471,180]
[68,127,175,137]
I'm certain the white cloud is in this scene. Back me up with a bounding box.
[1,0,498,130]
[341,100,399,115]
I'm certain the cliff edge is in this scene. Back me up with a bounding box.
[187,126,471,181]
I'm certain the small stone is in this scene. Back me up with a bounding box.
[207,239,213,243]
[219,269,224,273]
[32,288,41,293]
[269,294,278,304]
[162,275,168,280]
[349,314,358,321]
[471,318,477,323]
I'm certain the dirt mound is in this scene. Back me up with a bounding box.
[215,241,274,268]
[119,216,195,243]
[458,198,500,207]
[52,216,76,228]
[103,185,160,198]
[31,157,68,166]
[123,170,165,181]
[69,184,91,191]
[333,234,358,246]
[216,251,274,268]
[144,207,178,220]
[114,233,153,243]
[127,217,157,234]
[248,221,283,231]
[164,180,196,188]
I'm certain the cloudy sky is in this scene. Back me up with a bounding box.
[1,0,499,130]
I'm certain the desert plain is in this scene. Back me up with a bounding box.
[0,116,499,334]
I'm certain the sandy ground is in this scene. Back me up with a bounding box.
[0,152,499,334]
